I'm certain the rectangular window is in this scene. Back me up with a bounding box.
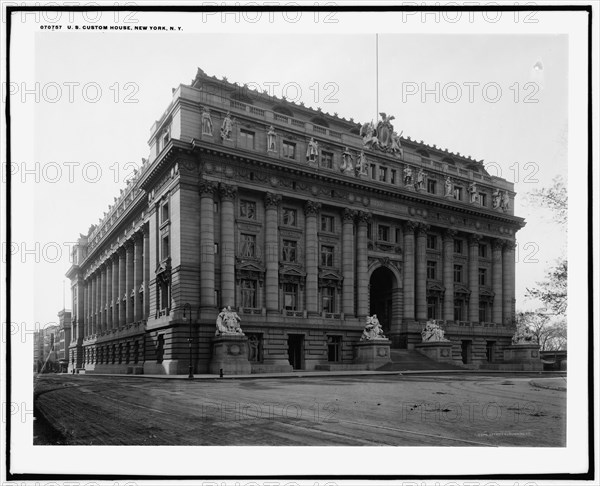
[370,164,377,179]
[241,279,257,308]
[320,150,333,169]
[321,215,334,233]
[161,235,169,260]
[283,283,298,311]
[486,340,495,362]
[379,166,388,182]
[282,208,297,226]
[454,264,463,283]
[378,225,390,242]
[327,335,342,362]
[240,233,256,258]
[239,199,256,219]
[390,169,397,184]
[161,202,169,224]
[427,260,437,280]
[427,235,437,250]
[479,193,487,206]
[282,239,297,263]
[454,186,463,200]
[239,129,255,150]
[282,141,296,159]
[427,296,439,320]
[322,287,335,313]
[480,301,489,323]
[427,179,437,194]
[479,268,487,286]
[478,243,487,258]
[454,239,463,254]
[454,299,464,321]
[321,245,334,267]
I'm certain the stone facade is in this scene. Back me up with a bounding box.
[64,68,525,374]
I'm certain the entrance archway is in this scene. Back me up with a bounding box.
[369,266,398,334]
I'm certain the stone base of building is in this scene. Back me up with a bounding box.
[209,335,252,375]
[502,344,543,371]
[251,360,293,373]
[414,341,456,363]
[353,339,392,370]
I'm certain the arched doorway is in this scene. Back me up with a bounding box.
[369,266,397,334]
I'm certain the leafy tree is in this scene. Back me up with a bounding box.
[525,175,568,227]
[516,311,567,351]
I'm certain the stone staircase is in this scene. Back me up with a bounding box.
[377,349,465,371]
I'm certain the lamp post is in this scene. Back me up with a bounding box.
[183,303,193,379]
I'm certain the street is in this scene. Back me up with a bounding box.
[34,373,566,446]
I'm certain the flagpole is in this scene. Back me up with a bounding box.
[376,33,379,120]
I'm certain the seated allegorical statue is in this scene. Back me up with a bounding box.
[421,319,449,342]
[215,306,244,336]
[360,314,387,341]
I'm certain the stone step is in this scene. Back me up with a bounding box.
[377,349,464,371]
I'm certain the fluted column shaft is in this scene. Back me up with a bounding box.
[492,240,504,324]
[118,248,127,327]
[220,184,237,307]
[502,241,515,325]
[105,261,112,329]
[125,242,135,324]
[304,201,321,315]
[342,209,355,316]
[92,273,97,334]
[111,255,119,329]
[134,234,144,322]
[442,230,456,321]
[199,181,216,308]
[415,224,429,321]
[84,282,89,337]
[143,226,150,319]
[356,211,370,317]
[265,193,281,314]
[403,222,416,320]
[468,235,480,323]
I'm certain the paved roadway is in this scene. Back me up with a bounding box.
[33,373,566,446]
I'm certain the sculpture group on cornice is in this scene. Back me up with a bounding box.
[359,113,404,158]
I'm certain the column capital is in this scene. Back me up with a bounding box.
[133,230,144,243]
[403,220,418,233]
[356,210,372,224]
[219,182,237,201]
[415,223,430,236]
[503,239,517,251]
[492,238,506,251]
[264,192,282,209]
[304,200,321,217]
[442,228,458,241]
[199,179,217,197]
[124,238,135,251]
[342,208,356,223]
[468,233,482,246]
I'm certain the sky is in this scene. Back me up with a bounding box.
[10,13,571,328]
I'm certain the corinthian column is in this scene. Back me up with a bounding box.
[143,224,150,319]
[492,239,504,325]
[415,223,429,321]
[125,240,134,324]
[265,192,281,314]
[304,201,321,315]
[468,234,481,323]
[503,240,516,325]
[199,180,217,308]
[342,208,355,317]
[111,253,119,329]
[403,221,416,321]
[105,260,112,330]
[442,229,457,321]
[118,247,126,327]
[134,232,144,322]
[356,211,370,317]
[219,183,237,308]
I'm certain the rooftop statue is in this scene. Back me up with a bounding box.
[359,121,379,149]
[376,112,395,150]
[390,131,404,158]
[421,319,449,342]
[215,306,244,336]
[511,326,537,345]
[360,314,387,341]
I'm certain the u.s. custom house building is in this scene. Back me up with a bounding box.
[65,68,525,374]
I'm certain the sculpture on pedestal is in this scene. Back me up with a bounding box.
[468,182,478,203]
[215,306,244,336]
[340,147,354,174]
[511,326,537,345]
[201,107,213,136]
[403,166,413,185]
[492,189,501,209]
[306,137,319,163]
[421,319,449,342]
[500,191,510,212]
[267,126,277,152]
[360,314,387,341]
[416,168,426,190]
[220,112,233,140]
[444,177,454,196]
[355,151,369,177]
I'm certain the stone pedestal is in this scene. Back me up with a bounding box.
[503,344,543,371]
[415,341,455,363]
[209,335,252,375]
[353,339,392,370]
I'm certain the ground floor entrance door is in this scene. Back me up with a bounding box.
[461,340,472,364]
[288,334,304,370]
